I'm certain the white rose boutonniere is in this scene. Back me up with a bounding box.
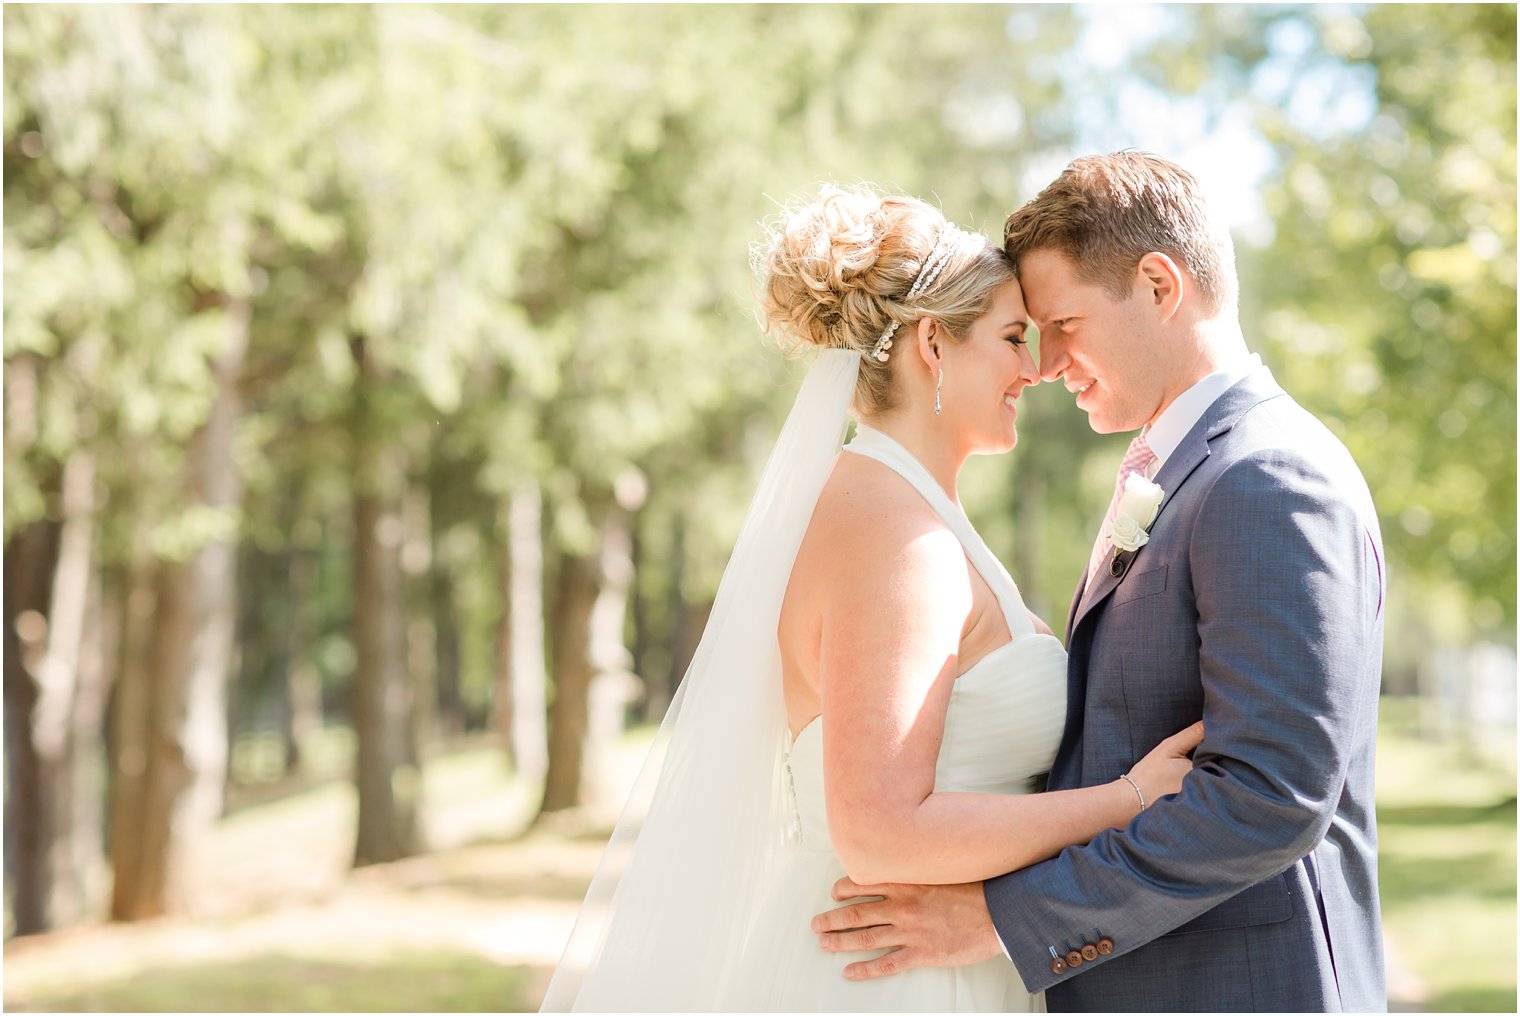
[1107,473,1165,553]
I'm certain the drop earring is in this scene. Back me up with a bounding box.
[935,368,943,416]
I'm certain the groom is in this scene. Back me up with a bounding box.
[813,152,1387,1011]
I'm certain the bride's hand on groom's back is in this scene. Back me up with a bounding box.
[811,877,1003,980]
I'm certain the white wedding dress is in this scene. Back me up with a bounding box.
[544,355,1068,1013]
[717,425,1069,1012]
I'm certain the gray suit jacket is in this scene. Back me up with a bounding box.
[986,366,1387,1012]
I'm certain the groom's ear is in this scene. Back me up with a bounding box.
[1136,252,1184,323]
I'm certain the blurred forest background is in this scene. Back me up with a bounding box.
[4,4,1514,1012]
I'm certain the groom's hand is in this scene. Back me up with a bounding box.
[811,877,1003,980]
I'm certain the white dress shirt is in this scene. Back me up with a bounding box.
[1140,354,1262,475]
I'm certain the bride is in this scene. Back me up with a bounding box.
[541,185,1201,1012]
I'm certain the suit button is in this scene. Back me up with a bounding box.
[1065,949,1084,968]
[1081,943,1098,961]
[1050,956,1067,975]
[1097,937,1114,955]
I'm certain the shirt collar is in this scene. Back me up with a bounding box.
[1143,354,1262,468]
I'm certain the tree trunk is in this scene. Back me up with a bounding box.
[73,559,116,916]
[433,578,463,736]
[493,506,513,758]
[3,348,67,935]
[404,484,437,754]
[630,509,651,713]
[430,462,464,737]
[539,491,639,816]
[229,538,266,785]
[641,508,685,724]
[110,294,248,920]
[4,515,61,935]
[349,335,421,866]
[584,494,640,804]
[667,510,713,703]
[351,467,421,864]
[108,546,157,919]
[284,543,323,773]
[5,450,112,936]
[539,545,599,814]
[32,450,101,928]
[497,481,547,782]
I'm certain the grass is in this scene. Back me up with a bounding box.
[6,950,542,1013]
[1376,697,1516,1012]
[3,731,644,1014]
[4,709,1513,1012]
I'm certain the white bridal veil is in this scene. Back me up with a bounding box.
[541,348,862,1011]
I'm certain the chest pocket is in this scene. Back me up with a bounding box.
[1112,564,1168,606]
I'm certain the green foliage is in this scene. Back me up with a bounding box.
[4,6,353,558]
[5,5,1512,758]
[1251,5,1517,640]
[6,3,1085,744]
[1122,4,1517,641]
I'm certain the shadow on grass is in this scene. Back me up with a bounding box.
[1379,797,1517,828]
[492,821,618,846]
[1429,985,1518,1014]
[1379,787,1516,1012]
[386,868,595,903]
[7,950,553,1013]
[1379,798,1516,901]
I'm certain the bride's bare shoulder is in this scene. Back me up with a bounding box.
[801,453,964,594]
[812,451,931,529]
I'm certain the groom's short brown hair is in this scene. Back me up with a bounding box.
[1003,151,1238,314]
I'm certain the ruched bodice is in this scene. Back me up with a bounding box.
[787,632,1067,851]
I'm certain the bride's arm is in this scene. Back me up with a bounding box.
[819,507,1195,888]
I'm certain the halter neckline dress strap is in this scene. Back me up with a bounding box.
[844,425,1035,640]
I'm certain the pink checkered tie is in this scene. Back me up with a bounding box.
[1085,431,1158,583]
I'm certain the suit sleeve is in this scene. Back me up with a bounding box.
[984,445,1381,993]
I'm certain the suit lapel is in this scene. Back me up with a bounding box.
[1064,574,1084,642]
[1053,367,1288,788]
[1069,366,1287,635]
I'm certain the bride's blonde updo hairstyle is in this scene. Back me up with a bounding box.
[754,184,1016,415]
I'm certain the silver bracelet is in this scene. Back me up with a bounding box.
[1119,773,1147,811]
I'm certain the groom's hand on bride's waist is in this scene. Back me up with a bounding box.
[811,877,1003,980]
